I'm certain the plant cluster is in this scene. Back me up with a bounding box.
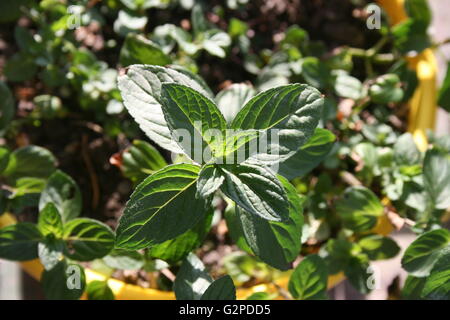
[0,0,449,300]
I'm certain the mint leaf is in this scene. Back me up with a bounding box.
[63,218,115,261]
[116,164,209,249]
[38,202,63,238]
[201,276,236,300]
[288,254,328,300]
[118,65,213,154]
[401,229,450,277]
[237,175,304,270]
[220,161,289,222]
[336,186,383,232]
[0,223,43,261]
[39,170,82,223]
[231,84,323,164]
[161,83,227,162]
[174,253,212,300]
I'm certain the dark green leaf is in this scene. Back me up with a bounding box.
[438,61,450,112]
[0,81,15,133]
[358,234,400,260]
[116,164,208,250]
[394,133,421,166]
[174,253,212,300]
[62,218,115,261]
[161,83,227,162]
[120,33,171,67]
[39,170,82,223]
[38,239,64,271]
[215,83,255,124]
[146,208,213,264]
[401,229,450,276]
[220,161,289,222]
[423,149,450,209]
[334,73,363,100]
[118,65,213,153]
[237,176,304,270]
[344,254,372,294]
[196,164,225,198]
[369,74,404,104]
[393,19,430,55]
[0,223,43,261]
[335,186,384,232]
[276,128,335,179]
[122,139,167,184]
[421,246,450,300]
[231,84,323,164]
[41,260,86,300]
[300,57,330,89]
[103,249,145,270]
[86,280,115,300]
[404,0,431,28]
[288,254,328,300]
[201,276,236,300]
[402,275,426,299]
[3,145,56,182]
[38,202,63,238]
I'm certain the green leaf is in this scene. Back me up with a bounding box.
[116,164,208,250]
[237,176,304,270]
[423,149,450,210]
[38,239,64,271]
[120,33,172,67]
[394,133,421,166]
[4,53,37,82]
[38,203,63,238]
[0,223,43,261]
[334,73,363,100]
[369,74,404,104]
[402,275,427,299]
[191,4,208,35]
[404,0,431,28]
[288,254,328,300]
[103,249,145,270]
[344,254,372,294]
[401,229,450,276]
[215,83,255,123]
[223,201,252,254]
[62,218,115,261]
[358,234,400,260]
[276,128,335,179]
[202,30,231,58]
[3,145,56,182]
[174,253,213,300]
[39,170,82,223]
[146,208,213,264]
[300,57,330,89]
[220,161,289,222]
[231,84,323,164]
[393,19,430,55]
[86,280,115,300]
[201,276,236,300]
[0,147,10,174]
[246,292,277,300]
[196,164,225,198]
[41,260,86,300]
[0,81,15,133]
[336,186,384,232]
[122,139,167,183]
[161,83,227,162]
[438,61,450,112]
[421,247,450,300]
[118,65,213,154]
